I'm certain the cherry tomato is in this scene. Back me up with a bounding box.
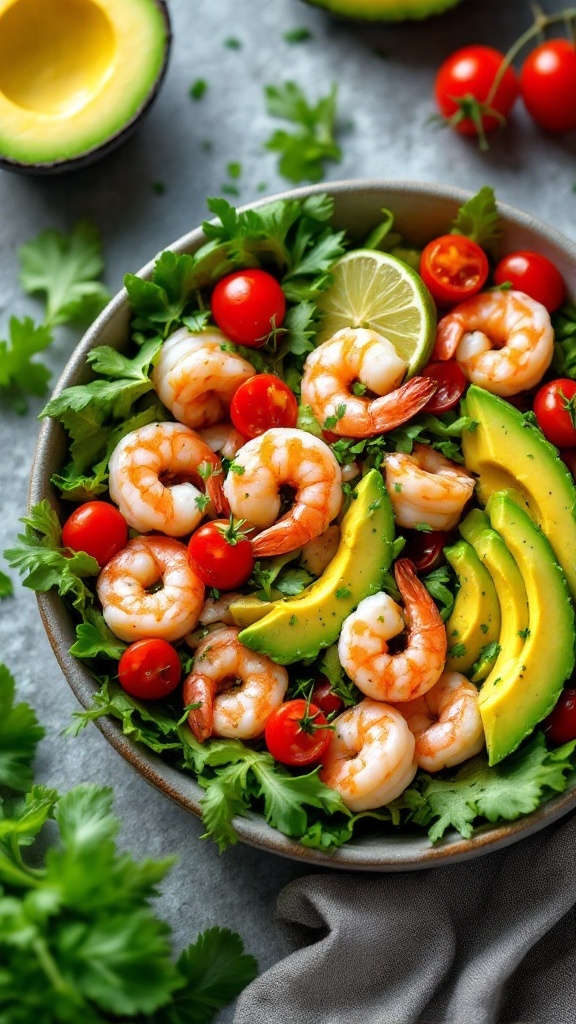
[421,360,467,413]
[265,699,332,766]
[520,40,576,133]
[402,530,449,573]
[230,373,298,438]
[62,501,128,568]
[118,638,182,700]
[420,235,489,307]
[187,518,254,590]
[534,379,576,448]
[211,268,286,347]
[542,687,576,745]
[311,677,344,717]
[493,250,566,313]
[435,45,519,138]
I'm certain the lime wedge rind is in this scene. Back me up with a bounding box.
[316,249,436,376]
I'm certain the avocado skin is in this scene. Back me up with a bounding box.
[444,538,501,680]
[480,493,575,766]
[462,385,576,601]
[238,470,394,664]
[301,0,462,21]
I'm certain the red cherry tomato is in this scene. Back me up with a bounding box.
[402,530,449,573]
[542,687,576,745]
[265,699,332,766]
[211,268,286,347]
[493,250,566,313]
[311,677,344,717]
[62,501,128,568]
[230,373,298,438]
[520,40,576,133]
[420,235,489,307]
[187,518,254,590]
[435,45,518,138]
[534,379,576,448]
[118,638,182,700]
[421,360,467,413]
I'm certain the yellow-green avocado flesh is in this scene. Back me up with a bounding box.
[480,493,575,766]
[462,385,576,602]
[238,469,394,664]
[443,538,501,681]
[0,0,169,167]
[302,0,462,21]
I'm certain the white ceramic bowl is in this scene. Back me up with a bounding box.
[30,180,576,870]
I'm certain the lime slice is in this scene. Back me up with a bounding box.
[315,249,436,376]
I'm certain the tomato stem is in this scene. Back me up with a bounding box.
[485,6,576,111]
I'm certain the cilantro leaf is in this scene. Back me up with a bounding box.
[0,664,44,791]
[19,220,110,328]
[0,317,53,412]
[264,81,341,183]
[0,569,13,599]
[450,185,501,251]
[160,928,258,1024]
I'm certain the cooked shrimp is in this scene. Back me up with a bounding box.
[319,699,417,811]
[108,421,226,537]
[183,627,288,742]
[223,427,342,557]
[433,289,554,397]
[300,523,340,577]
[397,670,485,771]
[385,443,475,531]
[338,558,447,702]
[300,327,437,438]
[198,422,247,460]
[97,535,204,643]
[152,327,256,428]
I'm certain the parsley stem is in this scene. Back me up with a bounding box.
[32,936,83,1001]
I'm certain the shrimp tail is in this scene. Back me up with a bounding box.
[364,376,438,436]
[206,474,228,516]
[251,510,323,557]
[432,314,464,360]
[183,673,214,743]
[394,557,447,649]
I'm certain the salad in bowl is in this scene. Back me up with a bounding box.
[13,181,576,869]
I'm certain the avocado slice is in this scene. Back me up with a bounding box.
[480,493,576,765]
[462,385,576,601]
[301,0,463,21]
[444,539,501,681]
[238,470,394,664]
[458,507,528,687]
[0,0,170,170]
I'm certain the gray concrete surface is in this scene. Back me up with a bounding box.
[1,0,575,1018]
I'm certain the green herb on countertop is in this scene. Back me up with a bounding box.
[263,81,341,183]
[224,36,241,49]
[0,221,110,414]
[0,569,13,599]
[0,662,257,1022]
[283,27,312,43]
[190,78,207,100]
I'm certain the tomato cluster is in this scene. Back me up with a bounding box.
[435,39,576,144]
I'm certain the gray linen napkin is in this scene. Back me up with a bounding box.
[233,812,576,1024]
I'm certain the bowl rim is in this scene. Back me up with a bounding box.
[31,177,576,870]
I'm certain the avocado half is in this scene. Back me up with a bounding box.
[300,0,463,21]
[0,0,171,174]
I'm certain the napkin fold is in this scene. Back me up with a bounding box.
[233,813,576,1024]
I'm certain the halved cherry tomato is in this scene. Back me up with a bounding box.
[311,677,344,717]
[230,373,298,438]
[419,235,489,307]
[534,379,576,448]
[187,517,255,590]
[265,699,332,766]
[62,501,128,568]
[118,638,182,700]
[542,687,576,745]
[493,250,566,313]
[402,530,449,573]
[421,360,467,413]
[211,268,286,347]
[434,45,518,138]
[520,40,576,133]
